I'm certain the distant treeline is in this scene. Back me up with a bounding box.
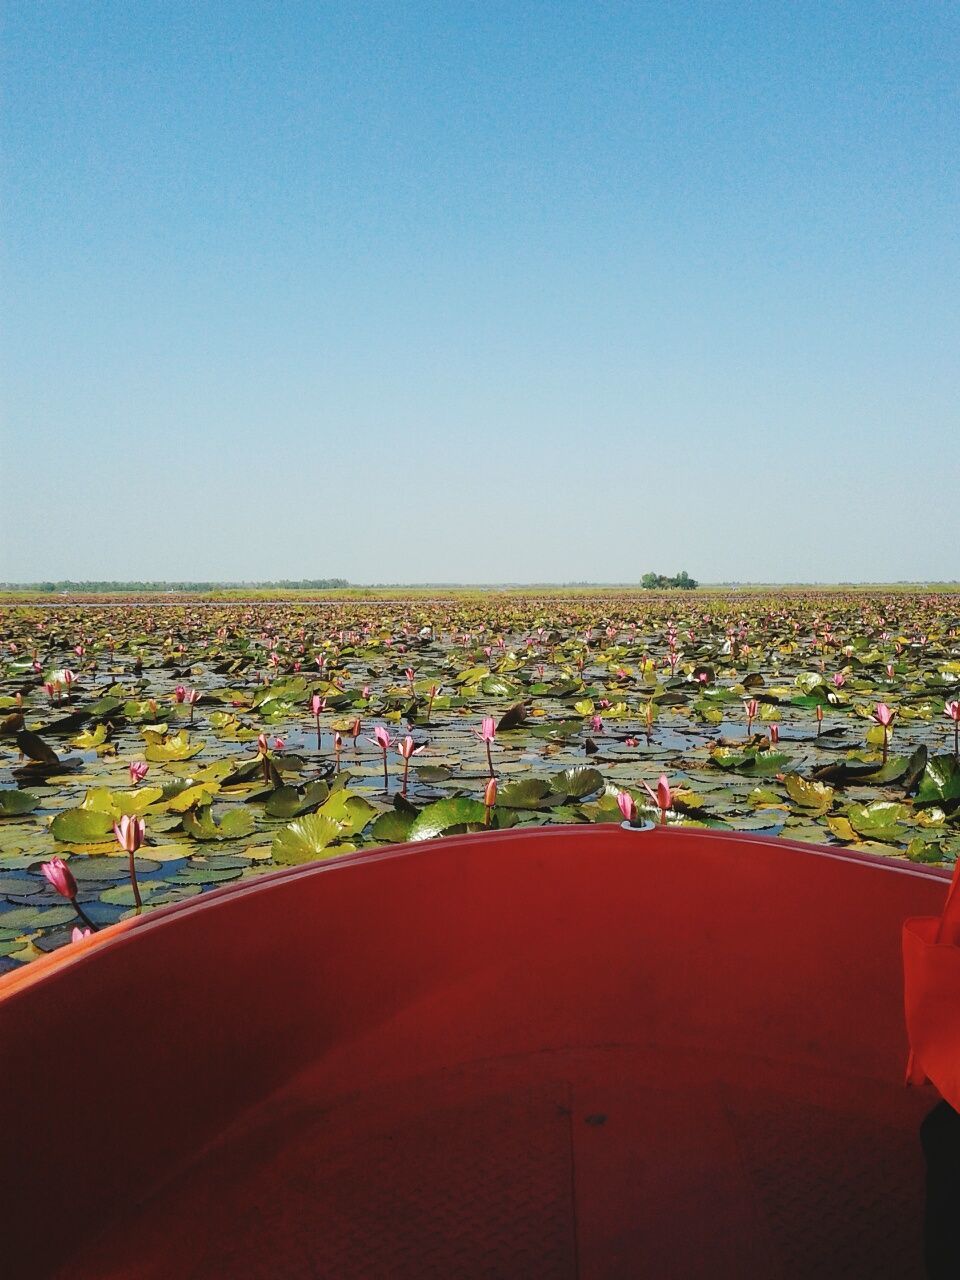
[1,579,350,593]
[641,571,698,590]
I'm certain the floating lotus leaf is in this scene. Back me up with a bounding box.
[143,731,204,762]
[164,783,220,813]
[497,778,552,809]
[916,755,960,805]
[264,780,330,819]
[407,798,487,841]
[845,801,911,841]
[0,905,78,930]
[0,790,38,816]
[369,810,417,842]
[50,808,115,843]
[316,790,376,838]
[182,806,255,842]
[81,786,164,817]
[71,724,108,750]
[551,766,604,799]
[272,814,343,864]
[784,774,835,812]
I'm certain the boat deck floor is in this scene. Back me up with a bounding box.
[62,1044,930,1279]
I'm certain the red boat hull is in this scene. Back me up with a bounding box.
[0,826,949,1278]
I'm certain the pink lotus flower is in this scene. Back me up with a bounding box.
[369,725,393,751]
[42,857,78,901]
[129,760,149,785]
[641,774,672,825]
[945,701,960,756]
[366,726,395,791]
[114,815,146,911]
[873,703,895,763]
[591,714,603,733]
[113,814,145,854]
[71,926,92,943]
[617,790,637,824]
[473,716,496,744]
[310,694,326,748]
[396,735,425,795]
[770,723,780,745]
[257,733,269,755]
[832,672,845,687]
[173,685,186,703]
[745,699,759,735]
[272,736,285,752]
[472,716,497,777]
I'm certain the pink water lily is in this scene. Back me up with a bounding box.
[128,760,149,785]
[472,717,497,778]
[745,699,759,736]
[616,790,637,824]
[945,700,960,756]
[396,735,425,796]
[114,815,146,912]
[366,726,395,791]
[641,774,672,825]
[113,814,145,853]
[43,857,97,932]
[71,926,92,943]
[873,703,895,763]
[41,856,77,900]
[173,685,186,703]
[310,694,326,749]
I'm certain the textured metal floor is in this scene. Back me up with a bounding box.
[61,1046,930,1279]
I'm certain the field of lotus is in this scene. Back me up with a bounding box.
[2,589,960,971]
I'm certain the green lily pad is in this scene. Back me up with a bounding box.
[272,813,343,864]
[407,798,487,841]
[0,790,39,817]
[50,808,115,843]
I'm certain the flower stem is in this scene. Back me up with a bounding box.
[128,851,143,913]
[71,898,98,932]
[486,740,494,778]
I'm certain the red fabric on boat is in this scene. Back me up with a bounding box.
[904,860,960,1107]
[0,825,950,1278]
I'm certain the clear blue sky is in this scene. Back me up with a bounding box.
[2,2,958,583]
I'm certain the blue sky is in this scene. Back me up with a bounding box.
[2,2,958,583]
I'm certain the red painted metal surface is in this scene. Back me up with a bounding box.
[0,826,950,1278]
